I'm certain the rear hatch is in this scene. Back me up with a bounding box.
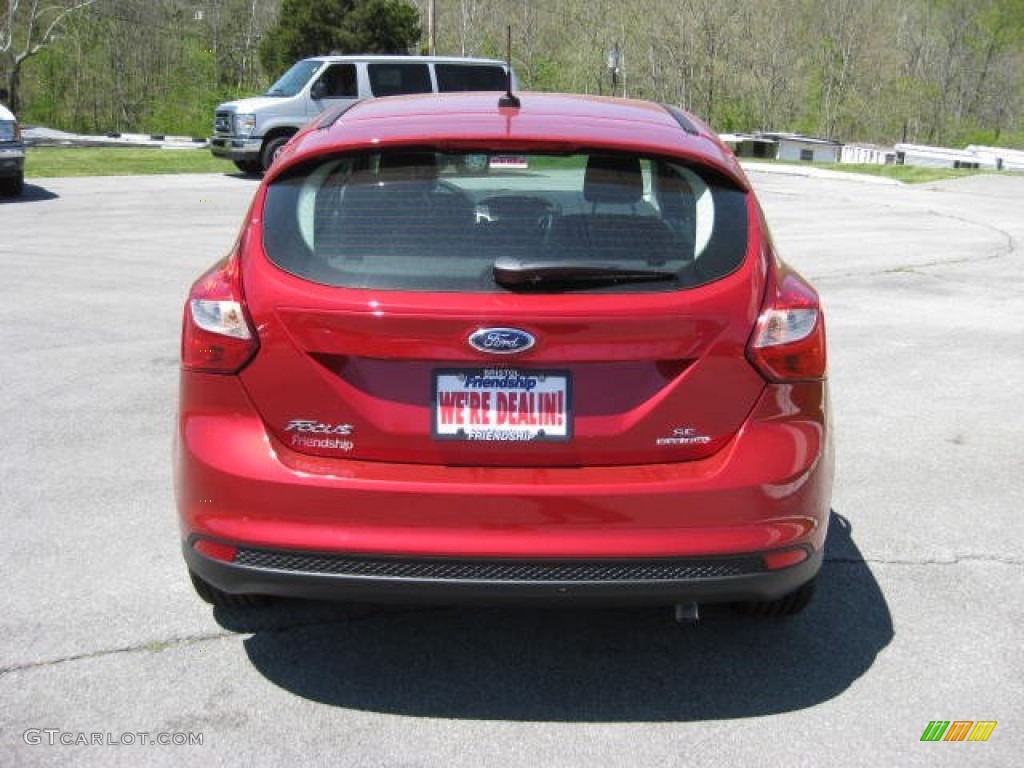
[239,149,766,467]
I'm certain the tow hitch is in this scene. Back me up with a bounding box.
[674,601,700,624]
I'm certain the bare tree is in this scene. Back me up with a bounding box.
[0,0,98,110]
[811,0,880,139]
[738,1,800,132]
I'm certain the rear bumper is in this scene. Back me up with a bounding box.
[0,144,24,177]
[176,372,833,602]
[185,542,823,604]
[209,136,261,162]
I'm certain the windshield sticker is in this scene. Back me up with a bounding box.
[433,369,571,441]
[490,155,528,169]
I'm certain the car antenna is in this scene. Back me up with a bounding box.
[498,25,520,108]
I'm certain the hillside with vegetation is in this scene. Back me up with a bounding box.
[3,0,1022,148]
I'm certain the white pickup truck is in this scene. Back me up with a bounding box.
[210,55,516,174]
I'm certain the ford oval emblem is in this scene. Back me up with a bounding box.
[468,327,536,355]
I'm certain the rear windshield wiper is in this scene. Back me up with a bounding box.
[493,257,678,289]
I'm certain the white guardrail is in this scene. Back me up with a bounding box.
[22,126,208,149]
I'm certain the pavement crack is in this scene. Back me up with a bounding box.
[0,606,453,677]
[0,629,240,677]
[814,201,1018,281]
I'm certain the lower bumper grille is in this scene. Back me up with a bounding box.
[233,548,763,582]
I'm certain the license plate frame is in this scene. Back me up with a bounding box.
[432,368,572,442]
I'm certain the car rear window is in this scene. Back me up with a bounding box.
[262,151,749,293]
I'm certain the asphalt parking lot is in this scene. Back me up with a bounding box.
[1,166,1021,767]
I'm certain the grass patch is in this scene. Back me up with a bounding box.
[26,145,1019,184]
[814,162,995,183]
[750,158,1003,183]
[26,146,232,177]
[26,146,582,178]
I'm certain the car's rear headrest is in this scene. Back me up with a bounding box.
[584,155,643,204]
[378,151,439,182]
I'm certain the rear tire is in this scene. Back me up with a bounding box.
[189,570,268,608]
[732,578,816,618]
[0,172,24,197]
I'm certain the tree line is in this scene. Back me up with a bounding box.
[2,0,1022,147]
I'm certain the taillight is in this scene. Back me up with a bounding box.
[181,251,258,373]
[747,268,826,382]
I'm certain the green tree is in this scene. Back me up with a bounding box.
[0,0,98,111]
[341,0,420,53]
[8,0,1024,146]
[259,0,420,75]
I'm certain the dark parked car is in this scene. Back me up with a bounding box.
[0,101,25,197]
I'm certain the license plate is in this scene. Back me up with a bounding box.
[433,369,571,441]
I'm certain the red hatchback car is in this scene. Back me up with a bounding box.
[176,91,832,618]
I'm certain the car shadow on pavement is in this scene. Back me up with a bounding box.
[0,183,58,203]
[221,510,892,721]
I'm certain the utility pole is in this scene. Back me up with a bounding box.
[428,0,436,55]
